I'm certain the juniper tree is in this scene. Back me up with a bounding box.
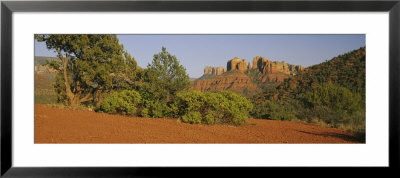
[35,34,138,106]
[141,46,190,103]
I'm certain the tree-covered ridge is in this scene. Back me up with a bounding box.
[255,47,366,103]
[34,56,58,66]
[251,47,366,135]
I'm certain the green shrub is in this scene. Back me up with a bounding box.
[303,82,365,129]
[139,99,170,118]
[166,103,179,118]
[97,90,141,115]
[254,101,295,121]
[304,82,362,114]
[173,90,205,116]
[174,90,253,125]
[348,110,366,132]
[252,82,365,133]
[140,108,149,118]
[138,99,151,117]
[204,111,217,125]
[181,111,202,124]
[150,102,168,118]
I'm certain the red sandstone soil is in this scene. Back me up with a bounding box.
[35,104,362,143]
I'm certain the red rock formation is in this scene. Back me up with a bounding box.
[191,72,261,96]
[193,56,304,96]
[252,56,303,75]
[204,66,226,76]
[227,57,247,73]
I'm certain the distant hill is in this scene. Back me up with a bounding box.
[34,56,58,65]
[34,56,58,104]
[191,70,262,96]
[254,47,366,103]
[190,56,303,97]
[189,77,198,81]
[250,47,366,134]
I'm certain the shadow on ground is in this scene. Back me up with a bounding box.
[296,130,366,143]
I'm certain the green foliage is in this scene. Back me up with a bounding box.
[173,90,205,116]
[303,82,364,127]
[53,73,69,104]
[181,111,203,124]
[98,90,141,115]
[252,82,365,132]
[252,47,366,133]
[134,47,191,118]
[255,47,366,103]
[35,35,139,106]
[253,101,295,121]
[149,102,169,118]
[173,90,253,125]
[204,110,218,125]
[140,108,149,118]
[304,82,362,114]
[139,46,191,103]
[217,91,254,125]
[137,99,172,118]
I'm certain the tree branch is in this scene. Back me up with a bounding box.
[57,49,74,101]
[79,92,93,103]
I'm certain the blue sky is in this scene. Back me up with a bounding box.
[35,34,365,78]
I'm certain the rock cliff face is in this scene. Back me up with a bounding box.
[191,72,261,96]
[227,57,247,73]
[204,66,226,76]
[192,56,304,96]
[252,56,303,75]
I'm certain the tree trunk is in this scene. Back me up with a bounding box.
[166,92,170,103]
[70,95,81,106]
[95,92,105,108]
[57,49,75,106]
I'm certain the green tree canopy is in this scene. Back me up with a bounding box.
[140,46,190,103]
[35,34,138,106]
[304,82,362,114]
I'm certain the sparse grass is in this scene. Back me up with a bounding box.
[34,72,57,104]
[288,116,365,142]
[35,94,57,104]
[46,103,94,111]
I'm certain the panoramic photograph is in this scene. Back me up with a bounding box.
[34,34,366,143]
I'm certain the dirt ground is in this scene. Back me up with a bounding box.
[34,104,363,143]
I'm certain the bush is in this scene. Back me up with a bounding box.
[138,99,171,118]
[204,110,219,125]
[253,101,295,121]
[303,82,365,129]
[173,90,205,116]
[181,111,202,124]
[174,90,253,125]
[251,83,365,134]
[149,102,169,118]
[97,90,141,115]
[140,108,149,118]
[304,82,362,114]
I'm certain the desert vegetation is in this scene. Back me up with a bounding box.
[35,35,253,125]
[173,90,253,125]
[251,47,366,135]
[35,34,366,143]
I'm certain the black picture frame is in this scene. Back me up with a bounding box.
[1,0,399,177]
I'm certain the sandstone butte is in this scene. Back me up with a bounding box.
[190,56,304,96]
[204,66,226,76]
